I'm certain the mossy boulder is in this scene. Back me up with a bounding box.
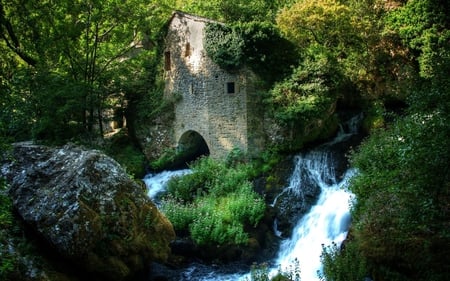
[1,143,175,281]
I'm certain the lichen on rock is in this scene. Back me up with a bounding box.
[1,142,175,281]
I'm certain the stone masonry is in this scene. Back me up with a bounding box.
[164,11,264,159]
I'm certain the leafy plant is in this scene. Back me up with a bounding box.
[204,21,298,84]
[266,51,343,126]
[103,130,146,178]
[160,157,265,246]
[320,241,368,281]
[0,179,16,280]
[204,22,245,71]
[246,260,301,281]
[342,108,450,280]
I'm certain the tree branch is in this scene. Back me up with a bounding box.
[0,3,37,66]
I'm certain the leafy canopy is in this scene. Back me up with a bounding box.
[0,0,167,143]
[321,1,450,280]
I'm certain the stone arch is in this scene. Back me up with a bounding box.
[177,130,210,164]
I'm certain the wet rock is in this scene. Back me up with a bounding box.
[1,143,175,281]
[273,185,321,238]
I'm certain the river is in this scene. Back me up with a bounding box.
[143,115,362,281]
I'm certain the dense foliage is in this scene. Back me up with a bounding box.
[160,157,265,246]
[0,180,14,279]
[0,0,170,145]
[204,23,245,71]
[320,1,450,280]
[161,0,290,23]
[267,52,343,125]
[204,21,298,83]
[1,0,450,279]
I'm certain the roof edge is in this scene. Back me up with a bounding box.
[169,10,222,25]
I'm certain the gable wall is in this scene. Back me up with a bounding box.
[164,12,257,159]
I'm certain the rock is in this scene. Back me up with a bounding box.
[271,153,323,238]
[1,143,175,281]
[273,185,321,238]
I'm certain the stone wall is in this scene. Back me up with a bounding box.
[164,11,264,159]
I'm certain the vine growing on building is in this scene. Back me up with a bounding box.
[204,22,245,71]
[204,21,298,84]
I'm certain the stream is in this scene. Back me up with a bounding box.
[143,115,362,281]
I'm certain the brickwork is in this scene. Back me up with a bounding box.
[164,11,264,159]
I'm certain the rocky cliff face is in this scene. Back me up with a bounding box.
[1,143,175,281]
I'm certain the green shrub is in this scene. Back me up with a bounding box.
[159,195,195,231]
[320,241,368,281]
[204,21,298,84]
[160,157,266,246]
[0,180,16,280]
[208,164,251,197]
[204,22,245,71]
[166,157,221,202]
[162,185,265,246]
[105,134,146,178]
[267,51,340,126]
[226,183,265,227]
[345,110,450,280]
[190,203,248,245]
[149,147,190,172]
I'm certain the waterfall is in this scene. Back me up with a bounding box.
[269,115,361,280]
[144,114,362,281]
[272,156,355,280]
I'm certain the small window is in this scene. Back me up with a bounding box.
[185,42,191,57]
[226,82,235,94]
[164,51,171,71]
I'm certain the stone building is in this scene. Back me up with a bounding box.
[164,11,265,159]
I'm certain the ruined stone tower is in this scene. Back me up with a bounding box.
[164,11,264,159]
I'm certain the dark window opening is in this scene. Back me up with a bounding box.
[164,51,171,71]
[185,42,191,57]
[227,82,235,94]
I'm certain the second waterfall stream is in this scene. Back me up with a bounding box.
[144,115,362,281]
[270,151,356,280]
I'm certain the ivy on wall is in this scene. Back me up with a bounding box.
[204,21,298,84]
[204,23,245,71]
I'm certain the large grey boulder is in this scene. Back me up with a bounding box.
[1,143,175,281]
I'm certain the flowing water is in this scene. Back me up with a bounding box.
[143,115,362,281]
[271,155,355,280]
[143,169,191,204]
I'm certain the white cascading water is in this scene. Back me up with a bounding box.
[143,115,362,280]
[143,169,191,203]
[271,153,356,281]
[270,115,361,280]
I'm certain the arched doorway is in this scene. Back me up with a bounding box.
[176,130,210,167]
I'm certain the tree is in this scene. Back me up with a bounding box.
[165,0,289,23]
[0,0,167,143]
[276,0,411,101]
[276,0,357,50]
[322,1,450,280]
